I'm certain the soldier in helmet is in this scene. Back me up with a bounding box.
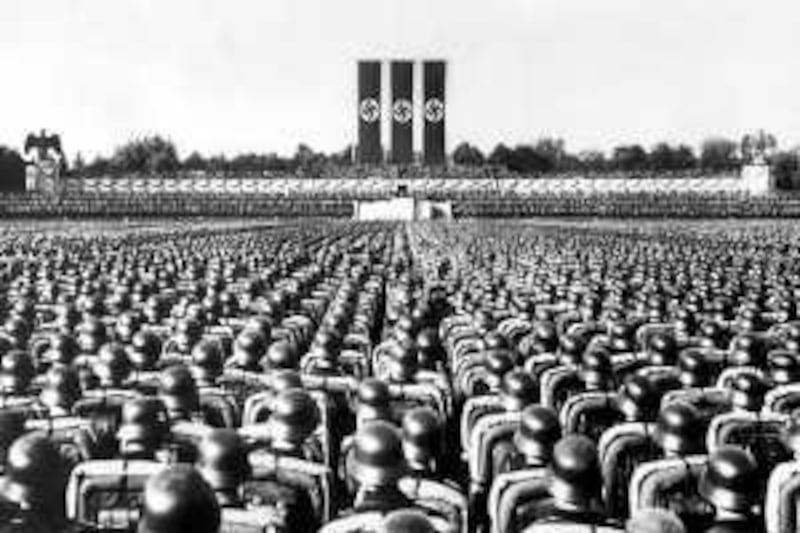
[461,368,536,462]
[466,370,539,531]
[616,402,708,528]
[335,378,395,495]
[116,397,176,461]
[164,318,204,358]
[729,373,769,413]
[37,364,82,417]
[244,389,332,529]
[698,447,764,533]
[127,330,163,392]
[190,339,226,388]
[326,421,441,532]
[347,420,412,511]
[397,407,466,530]
[0,432,94,533]
[158,364,204,424]
[228,329,268,371]
[93,342,134,391]
[266,388,323,462]
[378,338,451,415]
[0,350,36,411]
[415,328,445,372]
[355,378,393,428]
[767,349,800,386]
[196,429,251,508]
[137,465,220,533]
[185,339,240,429]
[654,402,705,459]
[400,407,443,478]
[677,349,715,389]
[157,364,216,459]
[519,435,622,532]
[489,405,562,533]
[509,405,561,473]
[25,365,105,465]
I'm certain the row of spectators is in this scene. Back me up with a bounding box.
[2,191,800,218]
[0,193,355,218]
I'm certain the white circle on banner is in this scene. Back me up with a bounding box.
[392,99,413,124]
[359,98,381,123]
[424,98,445,123]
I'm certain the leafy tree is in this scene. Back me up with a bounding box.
[533,137,566,171]
[488,144,512,168]
[611,145,648,171]
[772,150,800,190]
[648,143,697,171]
[110,136,179,173]
[329,145,353,166]
[648,143,675,170]
[292,144,327,177]
[262,154,293,172]
[183,151,208,171]
[207,154,228,173]
[577,150,607,173]
[0,146,26,192]
[700,137,739,171]
[293,144,315,168]
[72,152,86,174]
[672,144,698,170]
[452,142,485,166]
[85,156,110,176]
[230,153,268,172]
[507,145,551,173]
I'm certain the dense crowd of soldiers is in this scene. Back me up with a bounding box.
[0,218,800,532]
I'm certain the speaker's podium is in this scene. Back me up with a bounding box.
[353,183,452,221]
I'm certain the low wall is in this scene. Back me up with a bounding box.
[353,197,453,221]
[354,197,416,220]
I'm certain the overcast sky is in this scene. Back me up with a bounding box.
[2,0,800,160]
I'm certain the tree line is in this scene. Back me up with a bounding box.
[1,131,800,189]
[450,132,797,188]
[454,137,745,173]
[72,138,354,178]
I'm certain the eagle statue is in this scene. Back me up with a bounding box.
[24,129,64,163]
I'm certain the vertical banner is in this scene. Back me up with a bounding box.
[390,61,414,165]
[423,60,446,166]
[357,60,383,165]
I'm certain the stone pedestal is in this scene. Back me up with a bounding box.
[353,197,452,220]
[740,164,772,194]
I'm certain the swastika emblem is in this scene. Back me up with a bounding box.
[359,98,381,123]
[392,99,413,124]
[424,98,445,123]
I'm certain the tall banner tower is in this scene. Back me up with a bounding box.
[356,59,446,166]
[357,61,383,165]
[390,61,414,165]
[422,61,446,166]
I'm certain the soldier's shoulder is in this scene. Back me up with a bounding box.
[319,511,384,533]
